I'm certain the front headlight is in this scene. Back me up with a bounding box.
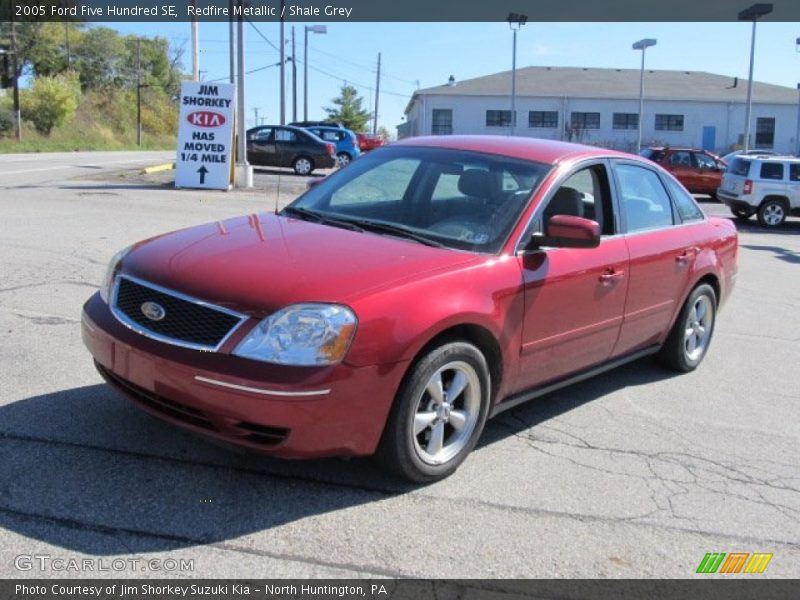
[99,245,133,303]
[233,303,357,366]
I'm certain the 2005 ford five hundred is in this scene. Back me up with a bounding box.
[82,136,738,482]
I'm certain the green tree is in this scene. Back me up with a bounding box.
[22,71,80,135]
[324,85,371,131]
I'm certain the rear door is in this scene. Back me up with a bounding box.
[665,150,699,191]
[789,163,800,209]
[274,127,301,167]
[610,160,701,356]
[246,127,275,165]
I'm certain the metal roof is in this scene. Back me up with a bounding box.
[408,66,799,110]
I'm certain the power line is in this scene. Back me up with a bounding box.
[308,45,418,86]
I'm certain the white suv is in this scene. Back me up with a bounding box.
[718,155,800,227]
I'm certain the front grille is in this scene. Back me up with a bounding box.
[113,275,244,350]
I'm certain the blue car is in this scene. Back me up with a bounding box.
[304,126,361,167]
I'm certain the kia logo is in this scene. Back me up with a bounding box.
[141,301,166,322]
[187,111,225,128]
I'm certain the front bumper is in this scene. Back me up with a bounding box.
[82,292,408,458]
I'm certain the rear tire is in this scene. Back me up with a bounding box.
[657,284,717,372]
[757,198,786,228]
[375,342,491,483]
[336,152,352,167]
[292,156,314,175]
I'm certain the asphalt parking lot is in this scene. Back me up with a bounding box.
[0,152,798,579]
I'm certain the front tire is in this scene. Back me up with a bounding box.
[292,156,314,175]
[375,342,491,483]
[657,283,717,372]
[757,199,786,228]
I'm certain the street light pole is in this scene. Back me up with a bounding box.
[507,13,527,137]
[279,2,285,125]
[303,25,327,122]
[795,83,800,157]
[738,3,773,152]
[632,38,657,153]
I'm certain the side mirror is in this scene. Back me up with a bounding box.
[527,215,601,250]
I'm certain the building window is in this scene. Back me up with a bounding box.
[612,113,639,130]
[755,117,775,148]
[529,111,558,128]
[570,112,600,130]
[431,109,453,135]
[655,114,684,131]
[486,110,515,127]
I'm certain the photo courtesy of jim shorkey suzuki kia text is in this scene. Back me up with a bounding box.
[14,583,388,596]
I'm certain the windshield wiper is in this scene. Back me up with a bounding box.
[281,206,364,232]
[344,219,446,248]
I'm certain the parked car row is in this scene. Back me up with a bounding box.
[640,146,799,228]
[246,122,386,175]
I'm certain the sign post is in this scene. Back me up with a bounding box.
[175,81,235,190]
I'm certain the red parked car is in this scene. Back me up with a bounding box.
[356,132,385,152]
[82,137,738,482]
[639,147,727,199]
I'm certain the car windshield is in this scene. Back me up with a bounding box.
[284,146,551,253]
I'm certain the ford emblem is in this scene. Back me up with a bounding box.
[141,301,166,322]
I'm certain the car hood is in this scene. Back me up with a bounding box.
[121,212,480,314]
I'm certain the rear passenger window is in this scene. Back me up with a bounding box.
[760,163,784,180]
[789,164,800,182]
[615,164,675,232]
[664,177,704,222]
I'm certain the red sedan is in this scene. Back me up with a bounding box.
[82,136,738,482]
[639,147,727,199]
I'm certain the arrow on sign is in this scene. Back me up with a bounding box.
[197,165,209,184]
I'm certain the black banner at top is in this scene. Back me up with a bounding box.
[4,0,800,22]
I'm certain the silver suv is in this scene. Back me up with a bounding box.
[718,155,800,227]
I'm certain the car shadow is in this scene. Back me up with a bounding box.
[480,356,679,447]
[0,357,678,556]
[739,243,800,264]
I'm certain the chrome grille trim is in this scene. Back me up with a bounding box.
[110,274,249,352]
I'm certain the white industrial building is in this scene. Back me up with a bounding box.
[399,66,800,155]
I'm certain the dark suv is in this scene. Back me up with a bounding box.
[246,125,336,175]
[640,147,727,199]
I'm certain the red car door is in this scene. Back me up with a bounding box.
[610,161,698,356]
[515,162,629,391]
[665,150,700,192]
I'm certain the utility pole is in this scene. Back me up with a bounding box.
[279,0,285,125]
[253,107,260,127]
[191,0,199,81]
[136,38,142,146]
[291,27,297,122]
[235,0,252,187]
[11,14,21,141]
[228,0,235,85]
[373,52,381,135]
[65,22,70,68]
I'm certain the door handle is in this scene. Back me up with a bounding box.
[599,269,625,285]
[676,248,698,264]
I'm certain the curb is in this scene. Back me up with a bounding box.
[141,162,176,174]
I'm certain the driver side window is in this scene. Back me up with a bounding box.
[540,165,612,236]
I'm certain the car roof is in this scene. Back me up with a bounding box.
[393,135,635,165]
